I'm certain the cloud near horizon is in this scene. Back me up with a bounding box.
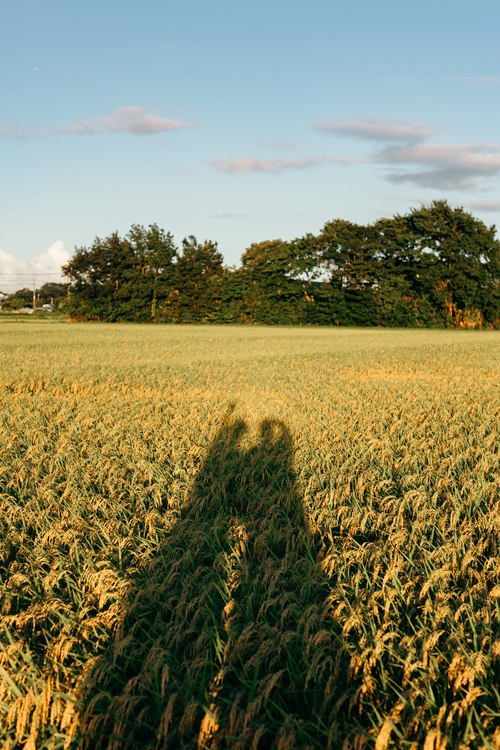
[212,155,362,173]
[0,106,200,139]
[0,241,71,293]
[312,117,432,142]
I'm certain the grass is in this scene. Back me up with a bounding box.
[0,322,499,749]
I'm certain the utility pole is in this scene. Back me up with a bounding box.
[151,275,157,318]
[33,279,36,312]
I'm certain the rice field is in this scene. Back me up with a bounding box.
[1,320,500,749]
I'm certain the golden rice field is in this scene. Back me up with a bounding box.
[1,319,500,750]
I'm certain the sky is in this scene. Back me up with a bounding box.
[1,0,500,291]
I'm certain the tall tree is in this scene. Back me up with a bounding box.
[63,232,136,320]
[314,220,381,325]
[173,237,225,322]
[402,200,500,327]
[62,225,178,321]
[239,240,309,324]
[126,225,178,321]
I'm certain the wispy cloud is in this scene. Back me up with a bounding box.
[311,115,500,190]
[58,106,200,135]
[215,116,500,191]
[254,138,298,151]
[212,155,362,173]
[312,117,432,142]
[375,142,500,190]
[0,123,23,140]
[0,241,70,293]
[445,76,500,84]
[207,213,251,218]
[0,122,45,140]
[462,200,500,212]
[0,106,201,139]
[161,166,193,177]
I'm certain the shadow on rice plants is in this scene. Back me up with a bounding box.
[76,409,357,749]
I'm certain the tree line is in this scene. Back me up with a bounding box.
[1,282,68,311]
[61,200,500,328]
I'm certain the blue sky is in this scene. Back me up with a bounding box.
[1,0,500,289]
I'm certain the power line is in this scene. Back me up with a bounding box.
[0,276,67,280]
[0,272,67,277]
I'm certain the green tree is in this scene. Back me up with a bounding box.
[1,288,33,310]
[38,282,68,309]
[59,204,500,328]
[402,200,500,327]
[62,231,134,320]
[173,237,225,322]
[125,224,178,321]
[308,203,500,328]
[62,225,178,321]
[313,220,381,325]
[372,214,439,327]
[239,239,319,324]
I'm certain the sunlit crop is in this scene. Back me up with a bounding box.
[1,320,499,749]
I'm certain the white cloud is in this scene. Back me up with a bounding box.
[212,155,362,173]
[313,117,432,142]
[0,241,71,293]
[374,142,500,189]
[58,106,200,135]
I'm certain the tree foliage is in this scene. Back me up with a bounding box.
[1,282,68,311]
[61,202,500,328]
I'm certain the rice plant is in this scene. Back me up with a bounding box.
[0,321,499,748]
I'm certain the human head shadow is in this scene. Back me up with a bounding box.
[77,410,353,749]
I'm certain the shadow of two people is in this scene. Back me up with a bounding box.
[78,410,350,749]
